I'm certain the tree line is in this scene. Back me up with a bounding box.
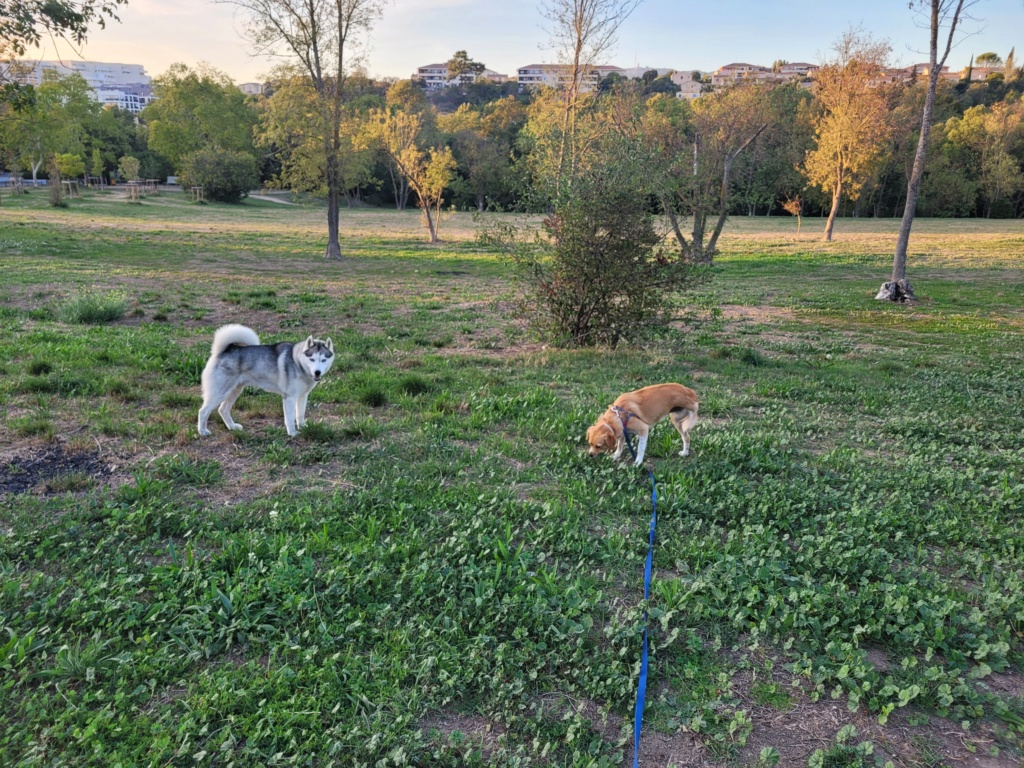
[3,46,1021,222]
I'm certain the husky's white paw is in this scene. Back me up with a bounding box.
[228,423,243,431]
[679,449,689,457]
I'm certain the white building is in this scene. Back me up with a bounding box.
[412,63,509,89]
[10,60,154,113]
[516,63,623,90]
[670,71,704,99]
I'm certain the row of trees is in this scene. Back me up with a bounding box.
[5,43,1021,222]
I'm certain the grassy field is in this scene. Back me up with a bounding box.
[1,187,1023,767]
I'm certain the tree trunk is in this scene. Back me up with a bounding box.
[823,179,842,241]
[476,193,485,212]
[664,203,689,253]
[324,150,343,259]
[888,76,935,294]
[704,156,734,257]
[882,0,968,302]
[424,204,438,243]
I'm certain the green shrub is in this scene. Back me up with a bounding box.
[57,291,128,324]
[496,143,703,347]
[179,149,259,203]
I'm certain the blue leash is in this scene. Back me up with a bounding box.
[616,412,658,768]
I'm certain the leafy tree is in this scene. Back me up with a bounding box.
[734,83,814,215]
[82,106,132,179]
[425,79,520,112]
[975,51,1003,66]
[142,63,258,170]
[803,29,893,242]
[0,0,126,58]
[257,70,376,205]
[220,0,385,259]
[644,74,679,96]
[3,71,98,182]
[881,0,977,303]
[446,50,485,82]
[55,152,85,178]
[944,102,1024,217]
[90,147,103,179]
[362,107,456,242]
[179,149,259,203]
[919,143,979,216]
[117,154,140,181]
[438,103,513,211]
[374,80,435,210]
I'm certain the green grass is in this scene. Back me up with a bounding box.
[55,290,129,324]
[0,188,1022,766]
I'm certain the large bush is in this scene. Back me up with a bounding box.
[179,149,259,203]
[498,146,702,348]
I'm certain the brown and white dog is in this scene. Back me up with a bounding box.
[585,383,699,466]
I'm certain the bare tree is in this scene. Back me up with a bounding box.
[539,0,642,195]
[878,0,978,302]
[220,0,384,259]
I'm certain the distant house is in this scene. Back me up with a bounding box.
[670,71,704,99]
[711,62,771,86]
[776,62,815,80]
[963,64,1003,81]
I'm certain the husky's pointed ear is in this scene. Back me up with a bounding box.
[325,338,334,352]
[304,335,314,348]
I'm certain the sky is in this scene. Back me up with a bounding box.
[28,0,1024,84]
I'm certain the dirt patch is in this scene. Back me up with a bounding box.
[418,712,506,759]
[719,304,801,324]
[0,444,113,495]
[731,676,1022,768]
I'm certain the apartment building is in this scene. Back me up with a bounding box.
[413,63,509,89]
[9,59,154,112]
[516,63,623,89]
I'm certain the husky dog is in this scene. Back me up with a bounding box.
[198,324,334,437]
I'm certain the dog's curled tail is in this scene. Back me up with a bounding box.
[211,324,260,357]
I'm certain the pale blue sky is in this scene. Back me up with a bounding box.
[36,0,1024,83]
